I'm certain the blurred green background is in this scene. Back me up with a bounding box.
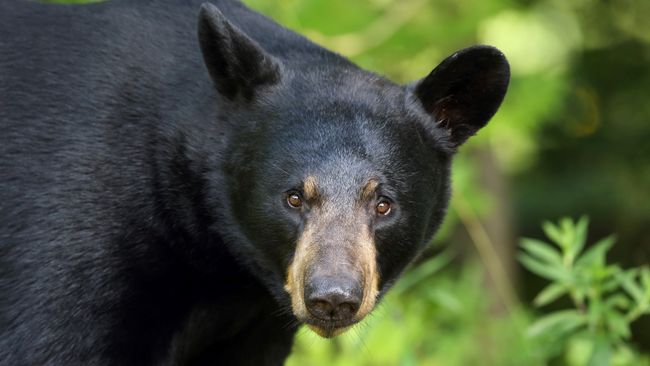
[47,0,650,364]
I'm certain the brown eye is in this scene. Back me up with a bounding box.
[376,200,391,216]
[287,192,303,208]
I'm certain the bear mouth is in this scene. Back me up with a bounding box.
[302,317,359,338]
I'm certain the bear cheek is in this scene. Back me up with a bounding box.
[374,226,423,291]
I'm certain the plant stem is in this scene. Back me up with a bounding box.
[453,193,519,313]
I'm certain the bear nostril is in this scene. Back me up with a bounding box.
[307,294,360,321]
[337,301,358,318]
[308,299,334,317]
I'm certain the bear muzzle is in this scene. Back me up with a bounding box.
[284,224,379,338]
[305,275,362,322]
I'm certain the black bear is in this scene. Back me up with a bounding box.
[0,0,509,365]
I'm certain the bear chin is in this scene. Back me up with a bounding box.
[307,324,352,338]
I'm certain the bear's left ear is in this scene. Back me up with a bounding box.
[198,3,282,101]
[410,45,510,147]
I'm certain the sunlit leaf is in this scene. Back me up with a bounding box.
[587,296,603,330]
[565,336,595,366]
[428,288,463,313]
[542,220,566,249]
[586,335,611,366]
[641,266,650,301]
[606,311,631,340]
[602,268,624,293]
[570,216,590,261]
[575,235,616,269]
[519,253,571,282]
[520,238,563,265]
[534,283,568,307]
[618,269,645,304]
[604,294,631,312]
[527,310,587,338]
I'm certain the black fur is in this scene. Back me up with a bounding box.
[0,0,509,365]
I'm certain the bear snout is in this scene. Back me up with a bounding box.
[305,275,362,322]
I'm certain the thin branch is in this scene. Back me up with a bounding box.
[453,192,520,313]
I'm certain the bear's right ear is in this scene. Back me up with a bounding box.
[198,3,281,101]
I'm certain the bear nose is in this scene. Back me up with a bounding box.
[305,276,362,321]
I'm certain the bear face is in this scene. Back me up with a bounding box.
[198,3,510,338]
[222,77,453,337]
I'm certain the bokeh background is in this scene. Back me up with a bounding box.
[48,0,650,364]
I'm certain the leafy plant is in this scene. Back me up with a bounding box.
[519,217,650,365]
[287,251,545,366]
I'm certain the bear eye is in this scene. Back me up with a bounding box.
[286,192,303,208]
[375,199,392,216]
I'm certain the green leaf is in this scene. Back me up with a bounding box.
[575,235,616,269]
[641,266,650,300]
[604,294,631,312]
[428,288,462,313]
[606,311,631,340]
[520,238,563,265]
[582,263,618,284]
[602,265,623,292]
[571,216,590,260]
[565,336,595,366]
[527,310,587,338]
[560,217,574,234]
[534,283,568,307]
[586,335,611,366]
[587,296,604,330]
[641,266,650,285]
[618,269,645,304]
[542,220,566,249]
[518,253,571,282]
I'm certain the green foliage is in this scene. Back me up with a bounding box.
[287,218,650,366]
[287,251,545,366]
[520,217,650,365]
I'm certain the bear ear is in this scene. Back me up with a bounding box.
[198,3,281,100]
[410,45,510,147]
